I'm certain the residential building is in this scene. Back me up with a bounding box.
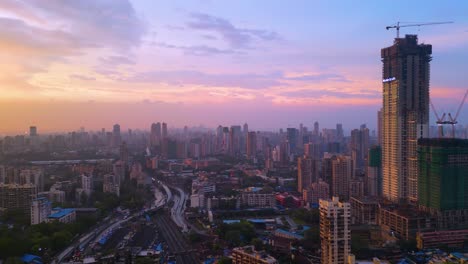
[231,245,278,264]
[0,183,37,214]
[418,138,468,212]
[103,174,120,197]
[241,191,276,208]
[246,131,257,159]
[297,156,319,192]
[350,127,369,172]
[320,197,351,264]
[303,179,329,205]
[350,196,379,225]
[366,146,382,197]
[81,173,93,196]
[331,155,353,200]
[381,35,431,202]
[31,197,51,225]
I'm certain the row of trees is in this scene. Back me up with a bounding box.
[0,216,97,262]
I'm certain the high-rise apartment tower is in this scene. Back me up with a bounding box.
[381,35,431,202]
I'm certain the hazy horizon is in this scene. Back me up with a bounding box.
[1,1,467,134]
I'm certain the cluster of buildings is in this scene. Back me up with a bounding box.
[30,197,76,225]
[313,35,468,264]
[189,173,276,211]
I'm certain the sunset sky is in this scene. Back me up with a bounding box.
[0,0,467,134]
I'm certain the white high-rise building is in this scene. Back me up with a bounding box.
[31,197,51,225]
[320,197,351,264]
[81,173,93,196]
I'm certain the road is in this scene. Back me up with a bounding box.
[53,185,167,264]
[171,187,188,232]
[159,182,188,232]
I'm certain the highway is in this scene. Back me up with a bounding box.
[53,185,167,263]
[159,181,188,232]
[171,187,188,232]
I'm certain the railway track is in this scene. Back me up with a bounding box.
[154,212,198,264]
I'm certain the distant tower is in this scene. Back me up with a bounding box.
[350,127,369,172]
[246,131,257,159]
[336,123,344,142]
[150,122,161,147]
[29,126,37,137]
[331,155,353,200]
[229,125,242,156]
[382,35,431,202]
[112,124,121,147]
[286,128,298,154]
[314,121,320,136]
[297,156,319,192]
[243,123,249,135]
[162,122,168,139]
[320,197,351,264]
[120,142,129,166]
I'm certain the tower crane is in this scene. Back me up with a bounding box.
[386,21,453,38]
[430,90,468,138]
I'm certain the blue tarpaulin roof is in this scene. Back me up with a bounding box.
[153,243,163,251]
[48,208,75,219]
[204,258,216,264]
[21,254,42,264]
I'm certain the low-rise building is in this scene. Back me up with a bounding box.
[231,245,278,264]
[48,208,76,223]
[378,204,436,240]
[190,193,205,208]
[241,191,276,208]
[416,229,468,250]
[350,196,379,225]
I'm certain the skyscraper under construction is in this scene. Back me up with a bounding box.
[381,35,431,202]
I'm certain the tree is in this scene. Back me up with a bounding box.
[217,257,232,264]
[4,257,23,264]
[304,227,320,244]
[188,231,201,243]
[251,238,263,250]
[225,230,241,246]
[135,258,155,264]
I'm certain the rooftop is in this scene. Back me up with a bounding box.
[48,208,75,219]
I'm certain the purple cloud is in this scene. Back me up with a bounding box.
[287,73,350,82]
[125,70,350,90]
[280,89,380,99]
[187,12,280,48]
[155,42,241,56]
[99,55,135,66]
[0,0,146,50]
[127,70,285,89]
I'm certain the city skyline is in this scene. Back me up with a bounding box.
[0,1,467,133]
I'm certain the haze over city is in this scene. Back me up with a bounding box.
[1,0,467,134]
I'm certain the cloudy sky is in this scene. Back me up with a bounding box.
[0,0,467,134]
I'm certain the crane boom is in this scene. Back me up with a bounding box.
[430,100,442,121]
[386,21,453,38]
[454,90,468,121]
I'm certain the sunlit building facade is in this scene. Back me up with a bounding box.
[381,35,431,202]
